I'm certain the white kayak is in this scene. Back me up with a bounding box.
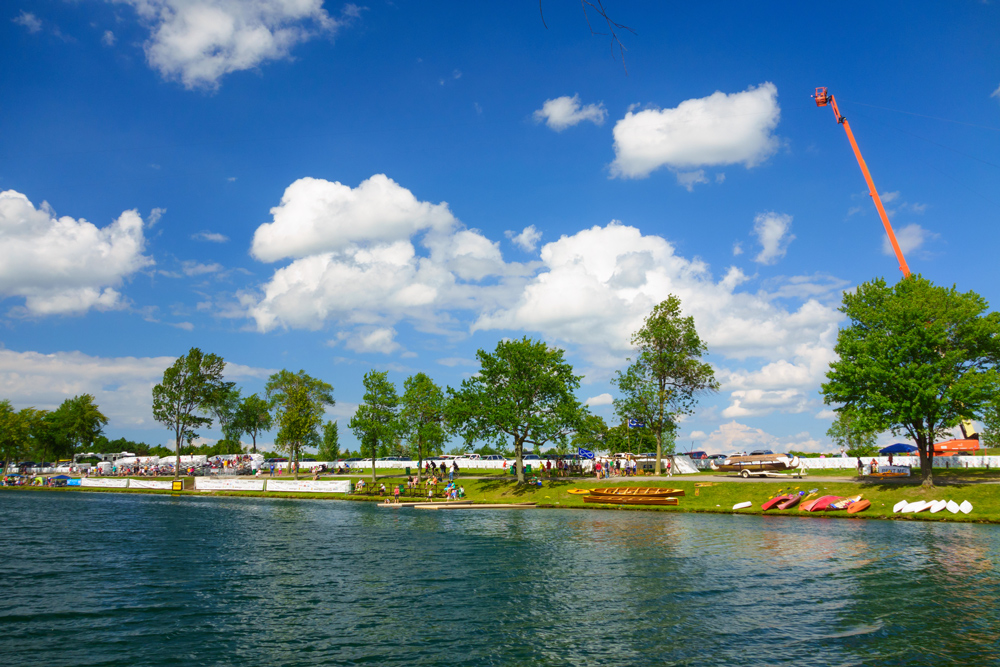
[946,500,961,514]
[902,500,927,513]
[893,500,908,513]
[960,500,973,514]
[732,501,752,510]
[929,500,947,513]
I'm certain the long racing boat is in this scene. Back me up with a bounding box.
[709,454,800,477]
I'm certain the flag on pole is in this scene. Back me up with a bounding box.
[628,418,646,428]
[577,448,595,460]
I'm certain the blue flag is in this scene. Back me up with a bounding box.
[628,418,646,428]
[577,447,595,460]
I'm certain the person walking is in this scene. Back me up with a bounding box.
[666,457,673,478]
[856,457,863,476]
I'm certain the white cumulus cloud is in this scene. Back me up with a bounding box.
[247,175,533,335]
[251,174,458,262]
[610,82,781,183]
[123,0,355,89]
[695,421,825,455]
[474,221,840,374]
[585,393,613,407]
[534,94,607,131]
[752,211,794,265]
[505,225,542,252]
[883,223,936,256]
[0,348,272,429]
[0,190,153,315]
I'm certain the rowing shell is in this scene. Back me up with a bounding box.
[590,487,685,497]
[584,495,679,506]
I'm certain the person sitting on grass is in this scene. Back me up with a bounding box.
[458,485,465,498]
[427,486,434,501]
[379,482,386,496]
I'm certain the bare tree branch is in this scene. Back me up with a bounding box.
[580,0,635,73]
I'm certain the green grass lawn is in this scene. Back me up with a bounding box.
[7,473,999,523]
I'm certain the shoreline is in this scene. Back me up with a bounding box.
[4,477,998,525]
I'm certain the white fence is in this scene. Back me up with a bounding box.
[691,455,1000,472]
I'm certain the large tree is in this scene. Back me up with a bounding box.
[266,370,334,478]
[317,420,340,462]
[0,400,31,467]
[350,370,401,484]
[274,384,324,479]
[613,296,718,475]
[208,384,242,451]
[234,393,272,454]
[400,372,448,482]
[826,408,878,457]
[448,337,585,483]
[822,276,1000,485]
[56,394,109,454]
[152,348,229,480]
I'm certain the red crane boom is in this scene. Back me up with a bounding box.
[813,87,911,277]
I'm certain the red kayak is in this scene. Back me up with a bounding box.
[799,498,820,511]
[777,495,801,510]
[761,494,793,511]
[806,495,842,512]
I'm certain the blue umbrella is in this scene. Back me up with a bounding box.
[879,443,918,455]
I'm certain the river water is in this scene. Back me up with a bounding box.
[1,491,998,666]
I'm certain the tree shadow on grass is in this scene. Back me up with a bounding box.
[475,478,578,497]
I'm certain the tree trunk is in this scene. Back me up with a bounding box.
[416,434,423,483]
[515,437,525,484]
[294,447,299,480]
[654,430,662,476]
[371,439,377,485]
[173,426,181,481]
[916,434,934,486]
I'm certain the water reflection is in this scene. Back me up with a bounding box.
[2,492,1000,666]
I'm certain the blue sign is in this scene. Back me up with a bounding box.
[628,419,646,428]
[577,448,595,460]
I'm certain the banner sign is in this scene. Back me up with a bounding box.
[877,464,911,477]
[577,448,595,460]
[194,478,265,491]
[266,480,351,493]
[128,479,174,490]
[81,478,128,488]
[628,419,646,428]
[67,478,81,486]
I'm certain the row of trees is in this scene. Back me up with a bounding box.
[146,296,720,484]
[0,394,108,464]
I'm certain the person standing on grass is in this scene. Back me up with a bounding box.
[856,457,863,476]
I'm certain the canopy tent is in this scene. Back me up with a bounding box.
[50,475,71,479]
[879,443,918,455]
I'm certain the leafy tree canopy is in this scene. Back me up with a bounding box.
[349,370,401,482]
[613,296,718,474]
[826,408,879,457]
[447,337,584,483]
[400,372,448,479]
[822,276,1000,485]
[234,393,273,454]
[152,347,228,479]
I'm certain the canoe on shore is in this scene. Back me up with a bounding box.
[584,495,679,506]
[590,487,685,497]
[777,495,801,510]
[761,494,793,511]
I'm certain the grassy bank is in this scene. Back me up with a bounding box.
[5,476,998,523]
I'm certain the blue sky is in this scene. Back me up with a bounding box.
[2,1,999,454]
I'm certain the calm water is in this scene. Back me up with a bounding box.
[1,491,999,666]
